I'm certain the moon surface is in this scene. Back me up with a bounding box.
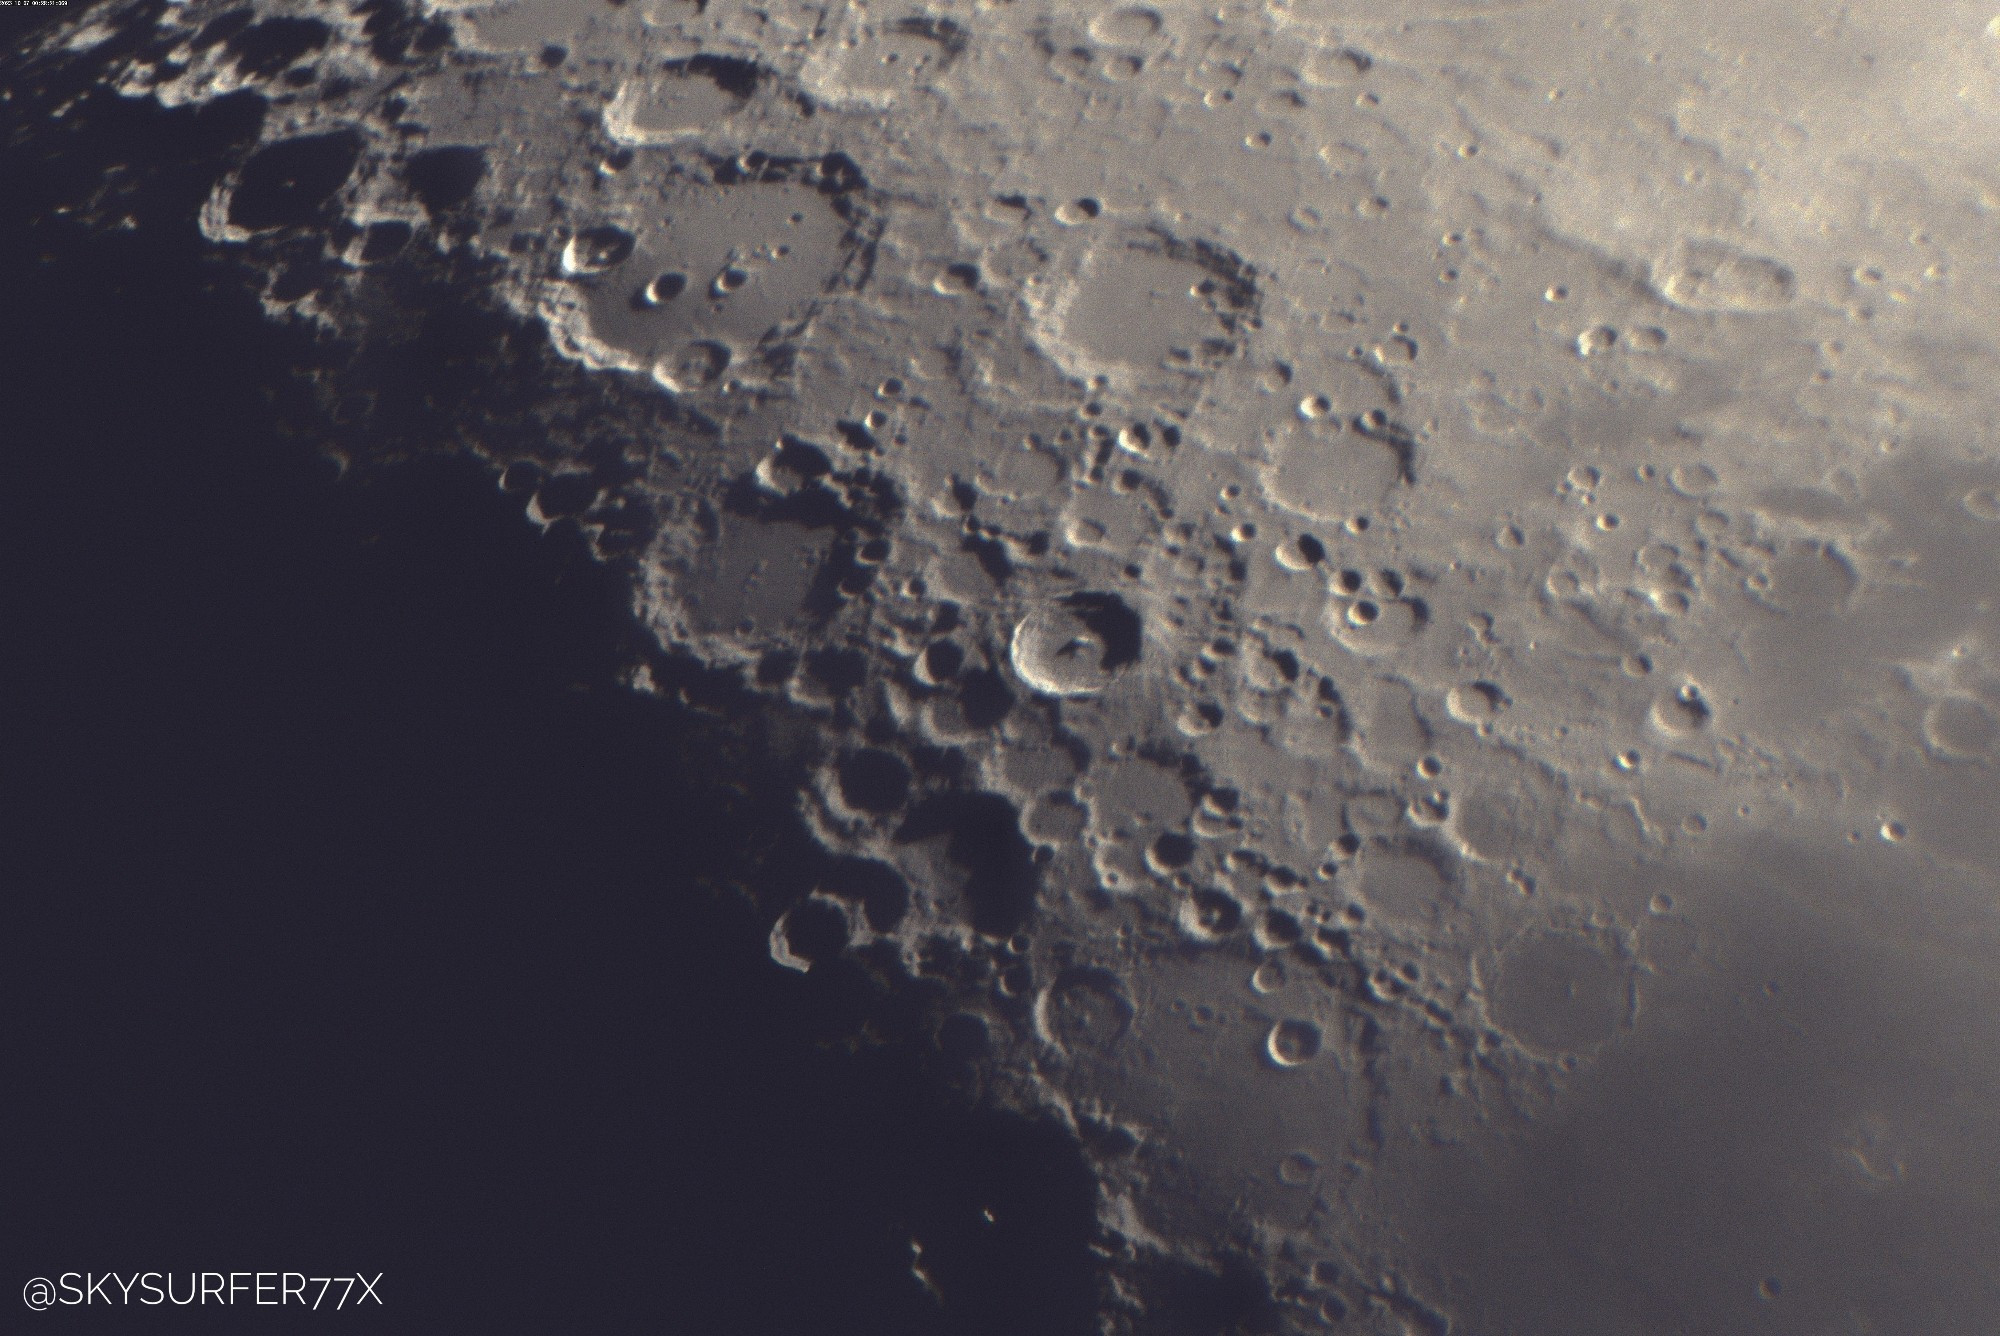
[10,0,2000,1330]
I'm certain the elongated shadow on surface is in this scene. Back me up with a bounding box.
[1,73,1098,1334]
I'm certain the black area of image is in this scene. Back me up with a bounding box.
[1,48,1097,1335]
